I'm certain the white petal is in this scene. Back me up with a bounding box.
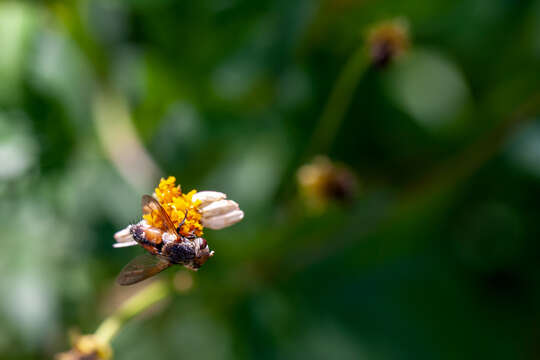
[200,200,239,217]
[114,226,133,242]
[202,210,244,230]
[192,191,226,207]
[113,241,138,248]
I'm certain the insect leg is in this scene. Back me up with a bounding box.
[176,209,189,233]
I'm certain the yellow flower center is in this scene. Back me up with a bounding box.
[143,176,203,237]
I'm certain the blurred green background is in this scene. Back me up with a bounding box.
[1,0,540,359]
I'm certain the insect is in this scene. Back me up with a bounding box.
[116,195,214,285]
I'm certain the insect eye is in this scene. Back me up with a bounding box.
[199,238,207,250]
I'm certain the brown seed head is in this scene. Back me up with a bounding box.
[297,156,358,211]
[366,18,410,67]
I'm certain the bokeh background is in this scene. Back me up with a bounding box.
[1,0,540,359]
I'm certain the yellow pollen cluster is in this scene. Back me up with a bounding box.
[143,176,203,237]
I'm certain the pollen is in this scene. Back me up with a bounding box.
[143,176,204,237]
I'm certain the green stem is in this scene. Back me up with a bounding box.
[94,280,170,345]
[307,45,369,156]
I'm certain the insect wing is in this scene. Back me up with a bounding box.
[117,252,172,285]
[141,194,177,234]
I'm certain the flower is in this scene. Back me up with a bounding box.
[297,156,358,210]
[366,17,410,67]
[114,176,244,246]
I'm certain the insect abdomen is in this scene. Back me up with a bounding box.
[162,242,195,264]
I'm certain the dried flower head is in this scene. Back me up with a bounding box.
[56,334,112,360]
[366,17,410,67]
[297,156,358,210]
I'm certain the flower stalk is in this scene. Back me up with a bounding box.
[57,280,170,360]
[307,45,369,156]
[307,17,410,157]
[94,280,170,344]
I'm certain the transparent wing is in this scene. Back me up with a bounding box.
[141,194,177,234]
[116,252,172,286]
